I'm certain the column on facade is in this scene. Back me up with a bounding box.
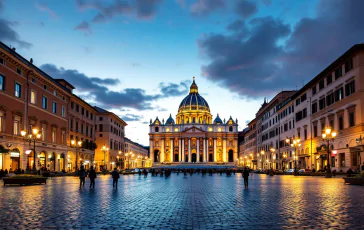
[223,138,227,162]
[179,139,182,162]
[188,138,191,163]
[170,139,174,162]
[182,139,185,162]
[234,139,238,162]
[213,139,217,162]
[197,138,200,163]
[150,139,154,163]
[160,139,165,162]
[203,138,206,162]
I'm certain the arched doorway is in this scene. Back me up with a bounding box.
[39,151,46,169]
[199,152,203,162]
[49,152,56,171]
[60,154,65,172]
[209,149,213,162]
[228,150,234,162]
[191,149,197,163]
[154,150,160,162]
[10,148,20,170]
[174,149,179,162]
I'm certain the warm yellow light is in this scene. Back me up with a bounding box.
[119,151,122,154]
[249,153,252,156]
[174,128,179,132]
[208,127,212,131]
[166,128,170,132]
[36,133,41,139]
[21,130,27,137]
[325,128,332,135]
[257,153,260,156]
[244,156,247,158]
[48,155,51,158]
[71,139,75,145]
[285,138,290,143]
[332,132,337,138]
[218,128,222,132]
[32,128,39,135]
[270,148,275,152]
[77,141,82,146]
[322,133,327,139]
[260,150,265,155]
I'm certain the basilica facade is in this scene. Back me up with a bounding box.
[149,78,239,165]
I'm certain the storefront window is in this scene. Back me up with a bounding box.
[351,152,358,166]
[331,157,335,167]
[340,153,345,167]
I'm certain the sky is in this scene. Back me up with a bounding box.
[1,0,364,146]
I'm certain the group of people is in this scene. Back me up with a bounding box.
[77,166,120,189]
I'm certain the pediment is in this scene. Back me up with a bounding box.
[181,126,206,133]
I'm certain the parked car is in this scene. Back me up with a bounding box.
[298,169,306,173]
[285,169,294,174]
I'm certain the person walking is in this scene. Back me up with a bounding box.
[88,166,97,189]
[111,168,120,189]
[243,167,250,189]
[78,165,87,188]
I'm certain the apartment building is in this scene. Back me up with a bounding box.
[124,137,150,168]
[0,42,70,171]
[243,44,364,172]
[94,106,127,171]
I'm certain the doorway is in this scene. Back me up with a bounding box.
[228,150,234,162]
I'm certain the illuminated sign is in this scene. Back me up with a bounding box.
[10,152,20,157]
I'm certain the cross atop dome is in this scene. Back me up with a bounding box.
[190,76,198,93]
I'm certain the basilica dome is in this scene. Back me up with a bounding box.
[178,78,210,113]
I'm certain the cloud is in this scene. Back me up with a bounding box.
[199,0,364,98]
[190,0,225,16]
[40,64,191,110]
[36,2,58,18]
[76,0,162,23]
[235,0,257,19]
[122,114,143,122]
[74,21,92,34]
[158,80,190,97]
[0,19,32,49]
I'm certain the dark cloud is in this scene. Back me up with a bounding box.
[40,64,191,110]
[76,0,162,23]
[190,0,225,16]
[122,114,143,122]
[226,19,246,33]
[199,17,291,97]
[0,19,32,49]
[235,0,257,19]
[74,21,92,34]
[199,0,364,98]
[159,80,190,97]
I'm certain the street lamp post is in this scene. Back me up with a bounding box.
[21,128,41,172]
[322,127,337,178]
[286,136,301,175]
[70,139,82,172]
[101,145,109,171]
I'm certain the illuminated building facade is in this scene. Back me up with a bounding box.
[149,78,239,165]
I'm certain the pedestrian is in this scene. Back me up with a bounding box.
[78,165,87,188]
[243,167,249,189]
[88,166,97,189]
[111,168,120,188]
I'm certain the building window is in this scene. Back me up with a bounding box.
[43,85,47,90]
[62,106,65,117]
[304,129,307,140]
[52,129,56,143]
[99,124,103,132]
[14,83,21,98]
[30,90,36,104]
[312,102,317,114]
[334,87,344,102]
[301,93,306,102]
[41,126,46,141]
[71,102,74,109]
[0,57,4,65]
[0,113,3,132]
[326,93,334,106]
[99,134,103,137]
[313,125,317,137]
[349,112,355,127]
[155,127,159,132]
[61,131,65,144]
[42,96,48,109]
[352,152,358,166]
[312,86,317,95]
[53,90,57,96]
[338,116,344,130]
[335,67,342,80]
[52,102,57,114]
[16,68,22,75]
[345,81,355,96]
[76,104,79,112]
[81,107,84,115]
[32,78,36,83]
[13,120,20,135]
[0,75,4,91]
[319,98,325,110]
[326,74,332,85]
[345,58,353,73]
[319,79,324,90]
[296,98,301,106]
[340,153,345,167]
[99,117,103,121]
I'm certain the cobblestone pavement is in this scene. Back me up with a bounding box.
[1,174,364,230]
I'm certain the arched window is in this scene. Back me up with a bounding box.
[155,127,159,132]
[229,126,233,132]
[192,117,196,123]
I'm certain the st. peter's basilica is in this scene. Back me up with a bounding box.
[149,78,239,165]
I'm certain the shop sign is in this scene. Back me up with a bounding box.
[10,152,20,157]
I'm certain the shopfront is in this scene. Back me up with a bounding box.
[10,148,20,171]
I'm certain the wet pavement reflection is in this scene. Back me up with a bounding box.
[0,174,363,229]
